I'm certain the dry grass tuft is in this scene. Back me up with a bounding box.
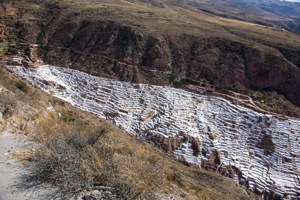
[0,90,16,118]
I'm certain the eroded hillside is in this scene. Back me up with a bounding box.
[1,0,300,118]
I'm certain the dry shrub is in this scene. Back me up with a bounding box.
[0,91,16,117]
[95,143,166,199]
[15,81,29,93]
[31,126,166,199]
[33,108,89,143]
[31,128,105,196]
[115,155,165,199]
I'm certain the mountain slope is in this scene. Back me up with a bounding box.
[186,0,300,34]
[2,0,300,118]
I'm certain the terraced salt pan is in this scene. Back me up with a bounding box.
[7,65,300,199]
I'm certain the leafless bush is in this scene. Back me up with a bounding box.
[30,127,165,199]
[31,128,105,197]
[0,91,16,118]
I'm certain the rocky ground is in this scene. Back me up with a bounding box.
[7,64,300,199]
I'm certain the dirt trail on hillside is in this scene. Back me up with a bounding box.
[0,133,53,200]
[0,133,29,200]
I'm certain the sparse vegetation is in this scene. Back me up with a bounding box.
[31,119,166,199]
[31,128,105,196]
[247,90,300,118]
[59,110,76,122]
[0,91,15,118]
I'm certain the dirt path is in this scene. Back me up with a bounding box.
[0,133,28,200]
[0,133,51,200]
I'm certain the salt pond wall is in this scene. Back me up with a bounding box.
[7,65,300,199]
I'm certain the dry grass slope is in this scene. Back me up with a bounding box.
[57,0,300,48]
